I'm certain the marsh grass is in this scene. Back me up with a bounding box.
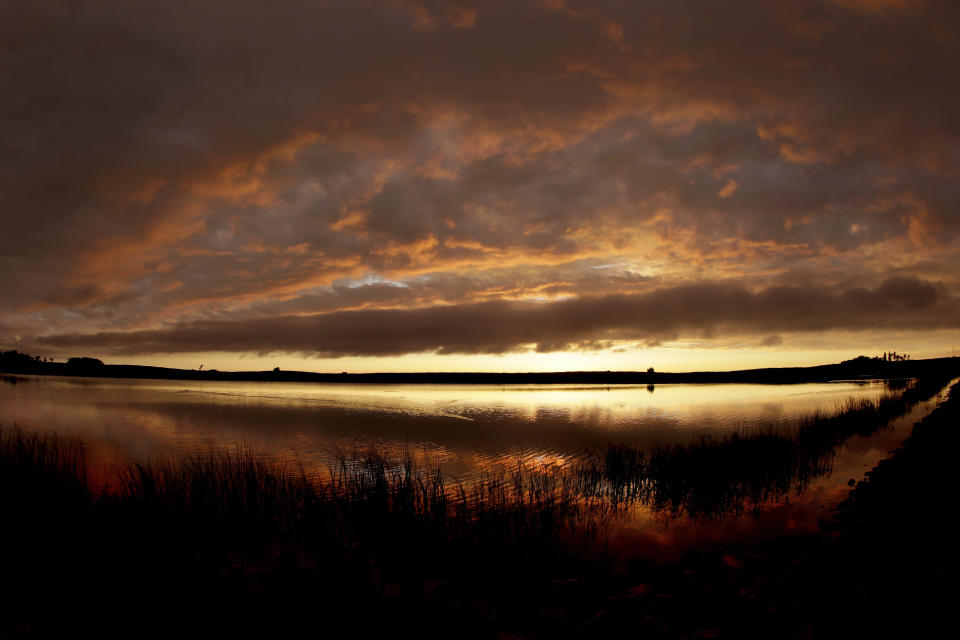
[0,426,91,543]
[0,375,953,637]
[0,426,88,494]
[0,428,604,637]
[1,379,948,555]
[576,377,953,519]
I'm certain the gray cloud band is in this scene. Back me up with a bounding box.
[27,278,955,357]
[2,1,959,344]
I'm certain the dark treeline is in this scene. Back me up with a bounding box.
[2,371,956,638]
[2,348,957,385]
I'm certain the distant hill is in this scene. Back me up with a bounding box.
[2,350,958,385]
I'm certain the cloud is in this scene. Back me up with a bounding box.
[717,179,739,199]
[830,0,920,13]
[26,278,957,358]
[2,1,959,359]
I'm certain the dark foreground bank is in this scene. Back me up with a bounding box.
[1,376,957,638]
[555,378,960,639]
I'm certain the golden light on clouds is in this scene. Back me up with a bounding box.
[2,0,959,371]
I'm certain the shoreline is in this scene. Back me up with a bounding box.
[2,354,958,386]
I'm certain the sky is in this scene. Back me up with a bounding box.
[2,0,960,373]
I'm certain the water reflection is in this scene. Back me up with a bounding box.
[588,380,952,562]
[580,397,888,520]
[0,373,950,558]
[0,375,898,468]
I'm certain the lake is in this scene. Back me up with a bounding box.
[0,374,902,468]
[0,373,946,556]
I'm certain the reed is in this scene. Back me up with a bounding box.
[0,375,954,637]
[575,377,954,519]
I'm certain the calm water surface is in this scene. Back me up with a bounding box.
[1,374,946,555]
[0,375,900,470]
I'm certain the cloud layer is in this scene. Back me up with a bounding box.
[32,278,957,357]
[3,1,960,363]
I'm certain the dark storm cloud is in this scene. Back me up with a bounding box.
[2,0,959,353]
[30,278,957,357]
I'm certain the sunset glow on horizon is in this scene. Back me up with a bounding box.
[3,1,960,372]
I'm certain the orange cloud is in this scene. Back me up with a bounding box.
[3,0,959,362]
